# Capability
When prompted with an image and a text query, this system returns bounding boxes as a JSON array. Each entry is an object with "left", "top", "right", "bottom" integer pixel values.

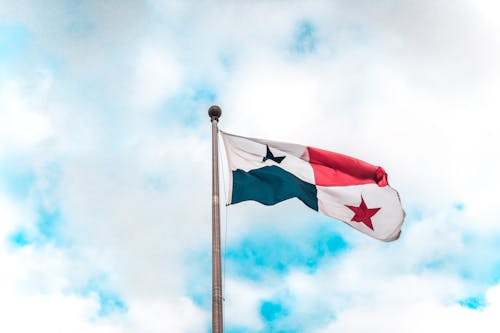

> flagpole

[{"left": 209, "top": 105, "right": 223, "bottom": 333}]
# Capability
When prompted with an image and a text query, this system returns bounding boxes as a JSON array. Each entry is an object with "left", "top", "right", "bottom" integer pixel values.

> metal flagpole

[{"left": 209, "top": 105, "right": 223, "bottom": 333}]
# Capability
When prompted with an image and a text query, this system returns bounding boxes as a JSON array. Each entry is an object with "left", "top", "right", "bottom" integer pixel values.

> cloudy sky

[{"left": 1, "top": 1, "right": 500, "bottom": 332}]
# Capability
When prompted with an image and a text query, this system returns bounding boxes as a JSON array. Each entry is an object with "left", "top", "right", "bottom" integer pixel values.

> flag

[{"left": 221, "top": 131, "right": 405, "bottom": 241}]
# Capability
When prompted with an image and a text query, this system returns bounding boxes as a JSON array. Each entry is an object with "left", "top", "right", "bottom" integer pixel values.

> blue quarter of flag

[{"left": 231, "top": 165, "right": 318, "bottom": 211}]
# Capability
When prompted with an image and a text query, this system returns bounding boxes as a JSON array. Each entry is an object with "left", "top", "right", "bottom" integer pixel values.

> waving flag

[{"left": 221, "top": 131, "right": 405, "bottom": 241}]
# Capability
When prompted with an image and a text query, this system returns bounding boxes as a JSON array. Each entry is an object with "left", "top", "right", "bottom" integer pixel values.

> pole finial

[{"left": 208, "top": 105, "right": 222, "bottom": 121}]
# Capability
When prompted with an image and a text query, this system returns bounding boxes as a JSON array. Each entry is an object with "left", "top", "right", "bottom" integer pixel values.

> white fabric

[{"left": 317, "top": 184, "right": 404, "bottom": 241}]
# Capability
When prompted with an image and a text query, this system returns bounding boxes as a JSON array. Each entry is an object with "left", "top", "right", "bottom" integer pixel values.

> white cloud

[
  {"left": 0, "top": 82, "right": 53, "bottom": 154},
  {"left": 127, "top": 297, "right": 208, "bottom": 333},
  {"left": 132, "top": 45, "right": 184, "bottom": 109},
  {"left": 0, "top": 194, "right": 208, "bottom": 333},
  {"left": 313, "top": 284, "right": 500, "bottom": 333},
  {"left": 224, "top": 278, "right": 273, "bottom": 330},
  {"left": 0, "top": 196, "right": 99, "bottom": 333}
]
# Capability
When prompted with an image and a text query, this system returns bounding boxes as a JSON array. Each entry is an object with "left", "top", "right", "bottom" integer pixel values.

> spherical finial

[{"left": 208, "top": 105, "right": 222, "bottom": 121}]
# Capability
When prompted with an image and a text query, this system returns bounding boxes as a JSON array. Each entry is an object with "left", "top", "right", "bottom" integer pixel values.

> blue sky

[{"left": 1, "top": 1, "right": 500, "bottom": 332}]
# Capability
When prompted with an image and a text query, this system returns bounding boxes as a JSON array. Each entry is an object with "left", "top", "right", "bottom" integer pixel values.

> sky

[{"left": 1, "top": 0, "right": 500, "bottom": 332}]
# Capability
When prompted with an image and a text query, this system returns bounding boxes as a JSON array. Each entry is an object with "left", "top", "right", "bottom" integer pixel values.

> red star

[{"left": 346, "top": 196, "right": 381, "bottom": 230}]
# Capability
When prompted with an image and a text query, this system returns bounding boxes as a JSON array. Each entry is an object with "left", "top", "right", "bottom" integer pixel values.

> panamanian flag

[{"left": 221, "top": 131, "right": 405, "bottom": 241}]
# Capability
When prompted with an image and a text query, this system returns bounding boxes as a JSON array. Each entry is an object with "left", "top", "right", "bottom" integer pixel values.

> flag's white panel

[
  {"left": 248, "top": 137, "right": 310, "bottom": 161},
  {"left": 316, "top": 184, "right": 404, "bottom": 241},
  {"left": 221, "top": 131, "right": 315, "bottom": 184}
]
